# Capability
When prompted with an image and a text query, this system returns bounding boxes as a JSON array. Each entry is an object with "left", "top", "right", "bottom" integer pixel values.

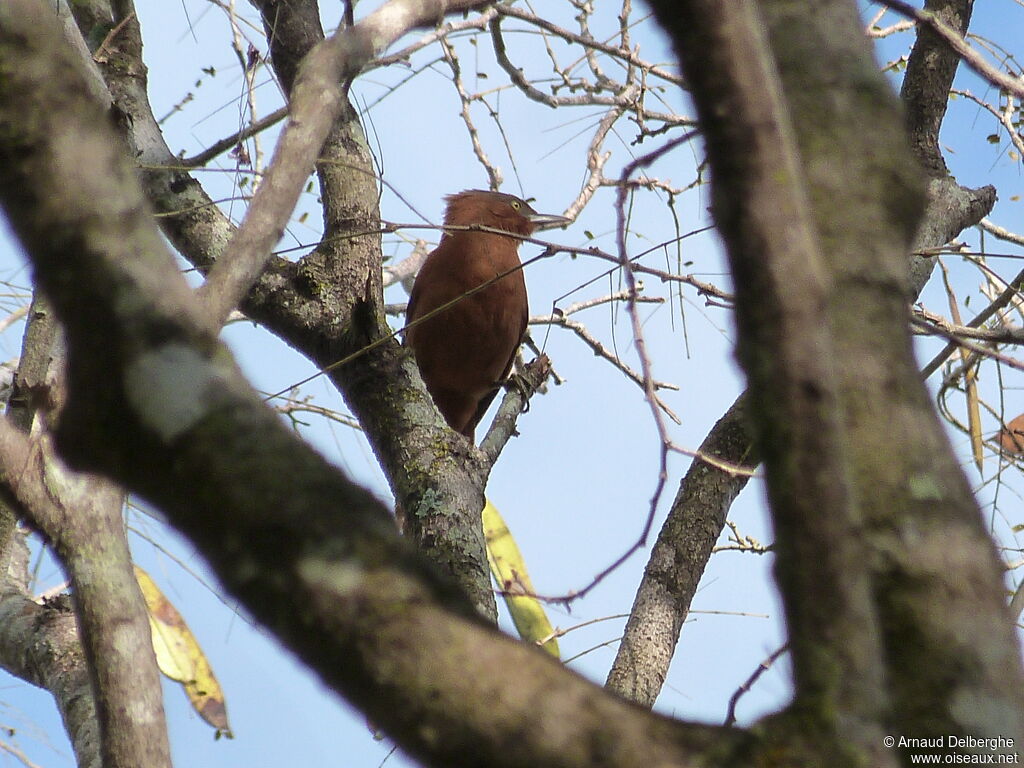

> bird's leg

[
  {"left": 505, "top": 352, "right": 553, "bottom": 415},
  {"left": 505, "top": 350, "right": 532, "bottom": 414}
]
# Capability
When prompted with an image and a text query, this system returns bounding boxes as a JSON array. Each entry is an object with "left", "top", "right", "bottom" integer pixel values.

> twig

[
  {"left": 723, "top": 644, "right": 789, "bottom": 727},
  {"left": 227, "top": 0, "right": 264, "bottom": 182},
  {"left": 195, "top": 0, "right": 494, "bottom": 328},
  {"left": 913, "top": 316, "right": 1024, "bottom": 373},
  {"left": 546, "top": 136, "right": 689, "bottom": 605},
  {"left": 529, "top": 309, "right": 682, "bottom": 419},
  {"left": 712, "top": 519, "right": 771, "bottom": 555},
  {"left": 440, "top": 38, "right": 503, "bottom": 188},
  {"left": 0, "top": 739, "right": 44, "bottom": 768},
  {"left": 665, "top": 442, "right": 758, "bottom": 478},
  {"left": 269, "top": 392, "right": 363, "bottom": 431},
  {"left": 864, "top": 6, "right": 914, "bottom": 38},
  {"left": 552, "top": 287, "right": 661, "bottom": 317},
  {"left": 920, "top": 265, "right": 1024, "bottom": 378},
  {"left": 950, "top": 88, "right": 1024, "bottom": 160},
  {"left": 877, "top": 0, "right": 1024, "bottom": 100},
  {"left": 914, "top": 307, "right": 1024, "bottom": 345},
  {"left": 182, "top": 107, "right": 289, "bottom": 168},
  {"left": 495, "top": 4, "right": 683, "bottom": 88},
  {"left": 981, "top": 218, "right": 1024, "bottom": 248},
  {"left": 92, "top": 11, "right": 136, "bottom": 64},
  {"left": 938, "top": 259, "right": 984, "bottom": 472}
]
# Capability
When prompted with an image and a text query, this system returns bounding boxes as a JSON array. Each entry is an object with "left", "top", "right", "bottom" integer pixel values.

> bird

[{"left": 405, "top": 190, "right": 569, "bottom": 442}]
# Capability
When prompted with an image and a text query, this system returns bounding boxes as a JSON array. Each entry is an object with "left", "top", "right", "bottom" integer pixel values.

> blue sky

[{"left": 1, "top": 1, "right": 1023, "bottom": 766}]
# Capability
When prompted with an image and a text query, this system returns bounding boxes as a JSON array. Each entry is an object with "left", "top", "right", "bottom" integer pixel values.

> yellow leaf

[
  {"left": 482, "top": 500, "right": 560, "bottom": 658},
  {"left": 965, "top": 370, "right": 984, "bottom": 473},
  {"left": 938, "top": 261, "right": 983, "bottom": 474},
  {"left": 134, "top": 566, "right": 233, "bottom": 738}
]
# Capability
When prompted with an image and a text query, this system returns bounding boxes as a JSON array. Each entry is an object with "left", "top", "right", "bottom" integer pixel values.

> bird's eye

[{"left": 510, "top": 200, "right": 521, "bottom": 210}]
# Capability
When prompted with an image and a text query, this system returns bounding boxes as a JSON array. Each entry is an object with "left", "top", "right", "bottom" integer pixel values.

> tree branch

[
  {"left": 608, "top": 0, "right": 1001, "bottom": 718},
  {"left": 606, "top": 393, "right": 758, "bottom": 706},
  {"left": 644, "top": 9, "right": 897, "bottom": 758},
  {"left": 94, "top": 0, "right": 501, "bottom": 620},
  {"left": 0, "top": 421, "right": 171, "bottom": 768},
  {"left": 0, "top": 7, "right": 744, "bottom": 765},
  {"left": 0, "top": 564, "right": 100, "bottom": 768},
  {"left": 0, "top": 102, "right": 169, "bottom": 768},
  {"left": 880, "top": 0, "right": 1024, "bottom": 101},
  {"left": 196, "top": 0, "right": 495, "bottom": 327},
  {"left": 899, "top": 0, "right": 976, "bottom": 176},
  {"left": 761, "top": 0, "right": 1020, "bottom": 749}
]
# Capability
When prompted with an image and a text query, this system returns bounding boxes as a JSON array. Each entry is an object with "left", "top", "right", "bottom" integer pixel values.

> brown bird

[{"left": 405, "top": 190, "right": 569, "bottom": 441}]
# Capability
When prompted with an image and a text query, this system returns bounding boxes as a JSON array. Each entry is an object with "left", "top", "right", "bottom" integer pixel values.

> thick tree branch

[
  {"left": 0, "top": 7, "right": 743, "bottom": 765},
  {"left": 908, "top": 178, "right": 996, "bottom": 298},
  {"left": 899, "top": 0, "right": 996, "bottom": 295},
  {"left": 0, "top": 422, "right": 171, "bottom": 768},
  {"left": 610, "top": 0, "right": 1000, "bottom": 715},
  {"left": 0, "top": 20, "right": 169, "bottom": 757},
  {"left": 640, "top": 8, "right": 889, "bottom": 763},
  {"left": 899, "top": 0, "right": 975, "bottom": 176},
  {"left": 10, "top": 298, "right": 169, "bottom": 768},
  {"left": 606, "top": 394, "right": 758, "bottom": 706},
  {"left": 89, "top": 0, "right": 501, "bottom": 619},
  {"left": 760, "top": 0, "right": 1023, "bottom": 749},
  {"left": 0, "top": 562, "right": 100, "bottom": 768},
  {"left": 0, "top": 294, "right": 57, "bottom": 571}
]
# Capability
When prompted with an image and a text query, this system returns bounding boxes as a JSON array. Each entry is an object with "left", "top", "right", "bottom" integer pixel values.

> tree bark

[
  {"left": 0, "top": 537, "right": 101, "bottom": 768},
  {"left": 0, "top": 3, "right": 734, "bottom": 766},
  {"left": 609, "top": 0, "right": 1000, "bottom": 713},
  {"left": 1, "top": 1, "right": 1020, "bottom": 766},
  {"left": 644, "top": 0, "right": 1023, "bottom": 760},
  {"left": 81, "top": 0, "right": 513, "bottom": 621},
  {"left": 606, "top": 393, "right": 759, "bottom": 706}
]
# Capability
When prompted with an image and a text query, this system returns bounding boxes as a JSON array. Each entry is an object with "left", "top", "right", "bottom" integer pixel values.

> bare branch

[
  {"left": 196, "top": 0, "right": 495, "bottom": 327},
  {"left": 981, "top": 218, "right": 1024, "bottom": 247},
  {"left": 530, "top": 306, "right": 681, "bottom": 419},
  {"left": 440, "top": 38, "right": 503, "bottom": 188},
  {"left": 495, "top": 4, "right": 684, "bottom": 88},
  {"left": 881, "top": 0, "right": 1024, "bottom": 100},
  {"left": 920, "top": 265, "right": 1024, "bottom": 378},
  {"left": 723, "top": 645, "right": 788, "bottom": 727}
]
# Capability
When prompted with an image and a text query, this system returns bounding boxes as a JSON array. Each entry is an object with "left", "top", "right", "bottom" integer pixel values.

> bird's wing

[
  {"left": 464, "top": 302, "right": 528, "bottom": 439},
  {"left": 403, "top": 280, "right": 422, "bottom": 344}
]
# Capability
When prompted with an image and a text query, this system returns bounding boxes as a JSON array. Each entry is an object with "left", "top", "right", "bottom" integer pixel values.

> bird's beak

[{"left": 528, "top": 212, "right": 572, "bottom": 231}]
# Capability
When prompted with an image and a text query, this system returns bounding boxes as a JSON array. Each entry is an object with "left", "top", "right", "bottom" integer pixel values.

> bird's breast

[{"left": 406, "top": 235, "right": 528, "bottom": 394}]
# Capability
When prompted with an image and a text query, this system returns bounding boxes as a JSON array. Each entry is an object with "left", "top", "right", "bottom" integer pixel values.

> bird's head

[{"left": 443, "top": 190, "right": 570, "bottom": 237}]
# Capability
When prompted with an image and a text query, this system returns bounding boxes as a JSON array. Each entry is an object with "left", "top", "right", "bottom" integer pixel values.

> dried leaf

[{"left": 135, "top": 566, "right": 233, "bottom": 738}]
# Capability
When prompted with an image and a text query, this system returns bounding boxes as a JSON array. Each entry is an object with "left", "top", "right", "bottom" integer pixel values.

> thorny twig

[{"left": 723, "top": 645, "right": 789, "bottom": 727}]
